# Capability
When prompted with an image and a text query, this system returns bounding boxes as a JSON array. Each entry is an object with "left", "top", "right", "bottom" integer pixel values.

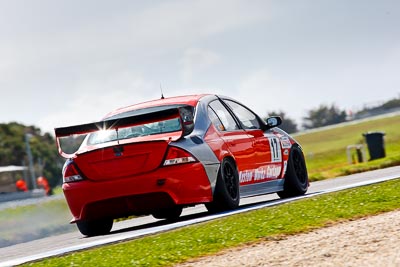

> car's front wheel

[
  {"left": 206, "top": 158, "right": 240, "bottom": 213},
  {"left": 76, "top": 218, "right": 113, "bottom": 236},
  {"left": 277, "top": 144, "right": 309, "bottom": 198}
]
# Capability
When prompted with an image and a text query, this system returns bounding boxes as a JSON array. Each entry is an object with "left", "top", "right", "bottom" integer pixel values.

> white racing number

[{"left": 268, "top": 136, "right": 282, "bottom": 162}]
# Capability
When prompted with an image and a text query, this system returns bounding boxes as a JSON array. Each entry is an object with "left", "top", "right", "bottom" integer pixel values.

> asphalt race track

[{"left": 1, "top": 166, "right": 400, "bottom": 266}]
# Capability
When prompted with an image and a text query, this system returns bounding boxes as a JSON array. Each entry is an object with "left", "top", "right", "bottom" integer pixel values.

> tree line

[
  {"left": 266, "top": 96, "right": 400, "bottom": 133},
  {"left": 0, "top": 122, "right": 63, "bottom": 188}
]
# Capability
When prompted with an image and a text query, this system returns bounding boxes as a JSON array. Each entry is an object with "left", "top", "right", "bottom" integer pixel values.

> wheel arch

[
  {"left": 212, "top": 155, "right": 237, "bottom": 195},
  {"left": 206, "top": 156, "right": 240, "bottom": 212},
  {"left": 278, "top": 143, "right": 309, "bottom": 198},
  {"left": 281, "top": 142, "right": 303, "bottom": 178}
]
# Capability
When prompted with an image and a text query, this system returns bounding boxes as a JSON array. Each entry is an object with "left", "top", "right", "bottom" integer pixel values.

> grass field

[
  {"left": 25, "top": 178, "right": 400, "bottom": 267},
  {"left": 294, "top": 114, "right": 400, "bottom": 180},
  {"left": 0, "top": 198, "right": 73, "bottom": 247}
]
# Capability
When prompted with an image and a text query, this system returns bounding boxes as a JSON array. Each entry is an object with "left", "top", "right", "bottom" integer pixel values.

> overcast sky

[{"left": 1, "top": 0, "right": 399, "bottom": 133}]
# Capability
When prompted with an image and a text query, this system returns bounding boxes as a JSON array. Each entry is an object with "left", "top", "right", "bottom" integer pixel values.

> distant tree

[
  {"left": 302, "top": 104, "right": 347, "bottom": 129},
  {"left": 381, "top": 98, "right": 400, "bottom": 109},
  {"left": 265, "top": 111, "right": 298, "bottom": 133},
  {"left": 0, "top": 122, "right": 64, "bottom": 188},
  {"left": 354, "top": 96, "right": 400, "bottom": 119}
]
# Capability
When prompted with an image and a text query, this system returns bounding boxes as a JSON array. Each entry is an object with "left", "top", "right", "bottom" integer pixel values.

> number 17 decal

[{"left": 268, "top": 136, "right": 282, "bottom": 162}]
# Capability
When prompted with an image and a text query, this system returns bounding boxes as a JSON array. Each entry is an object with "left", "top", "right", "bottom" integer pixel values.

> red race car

[{"left": 55, "top": 94, "right": 308, "bottom": 236}]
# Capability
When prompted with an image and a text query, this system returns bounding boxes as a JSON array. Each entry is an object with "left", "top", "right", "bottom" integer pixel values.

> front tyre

[
  {"left": 76, "top": 218, "right": 113, "bottom": 236},
  {"left": 277, "top": 145, "right": 309, "bottom": 199},
  {"left": 206, "top": 158, "right": 240, "bottom": 213}
]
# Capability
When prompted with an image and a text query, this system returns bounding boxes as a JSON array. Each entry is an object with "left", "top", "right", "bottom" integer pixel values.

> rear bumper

[{"left": 62, "top": 162, "right": 213, "bottom": 222}]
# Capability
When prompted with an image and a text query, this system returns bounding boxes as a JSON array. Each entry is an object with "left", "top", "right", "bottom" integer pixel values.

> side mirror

[{"left": 265, "top": 116, "right": 282, "bottom": 128}]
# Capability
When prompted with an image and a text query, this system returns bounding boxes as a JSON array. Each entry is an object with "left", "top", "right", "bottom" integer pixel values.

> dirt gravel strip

[{"left": 176, "top": 209, "right": 400, "bottom": 267}]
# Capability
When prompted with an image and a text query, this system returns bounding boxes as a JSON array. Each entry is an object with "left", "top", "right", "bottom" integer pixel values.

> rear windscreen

[
  {"left": 55, "top": 104, "right": 195, "bottom": 158},
  {"left": 87, "top": 117, "right": 181, "bottom": 145}
]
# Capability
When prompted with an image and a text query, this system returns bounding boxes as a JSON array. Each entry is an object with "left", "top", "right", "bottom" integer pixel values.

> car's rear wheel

[
  {"left": 152, "top": 206, "right": 183, "bottom": 221},
  {"left": 76, "top": 218, "right": 113, "bottom": 236},
  {"left": 206, "top": 158, "right": 240, "bottom": 213},
  {"left": 277, "top": 144, "right": 309, "bottom": 198}
]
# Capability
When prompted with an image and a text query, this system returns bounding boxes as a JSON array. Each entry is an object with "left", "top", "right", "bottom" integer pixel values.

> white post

[{"left": 25, "top": 133, "right": 37, "bottom": 190}]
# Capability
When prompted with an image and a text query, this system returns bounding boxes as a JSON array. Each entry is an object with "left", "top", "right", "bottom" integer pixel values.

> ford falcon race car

[{"left": 55, "top": 94, "right": 308, "bottom": 236}]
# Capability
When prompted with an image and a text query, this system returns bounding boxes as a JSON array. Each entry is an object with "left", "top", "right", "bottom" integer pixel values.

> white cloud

[
  {"left": 235, "top": 70, "right": 286, "bottom": 113},
  {"left": 233, "top": 69, "right": 314, "bottom": 123},
  {"left": 1, "top": 0, "right": 400, "bottom": 133},
  {"left": 0, "top": 0, "right": 271, "bottom": 130},
  {"left": 126, "top": 0, "right": 269, "bottom": 49},
  {"left": 180, "top": 48, "right": 222, "bottom": 84},
  {"left": 0, "top": 0, "right": 268, "bottom": 71},
  {"left": 37, "top": 72, "right": 157, "bottom": 134}
]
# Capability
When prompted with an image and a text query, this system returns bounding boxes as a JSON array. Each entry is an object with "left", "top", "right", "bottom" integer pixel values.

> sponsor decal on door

[{"left": 239, "top": 164, "right": 282, "bottom": 184}]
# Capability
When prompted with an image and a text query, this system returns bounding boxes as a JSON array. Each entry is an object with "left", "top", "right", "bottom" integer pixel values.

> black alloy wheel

[
  {"left": 292, "top": 148, "right": 308, "bottom": 184},
  {"left": 222, "top": 159, "right": 239, "bottom": 200},
  {"left": 277, "top": 145, "right": 309, "bottom": 199},
  {"left": 205, "top": 158, "right": 240, "bottom": 213}
]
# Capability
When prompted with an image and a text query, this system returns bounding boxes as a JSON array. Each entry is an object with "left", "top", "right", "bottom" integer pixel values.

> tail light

[
  {"left": 63, "top": 161, "right": 84, "bottom": 183},
  {"left": 163, "top": 146, "right": 197, "bottom": 166}
]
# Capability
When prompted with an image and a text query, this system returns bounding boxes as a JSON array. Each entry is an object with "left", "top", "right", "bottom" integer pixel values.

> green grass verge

[
  {"left": 51, "top": 186, "right": 63, "bottom": 195},
  {"left": 0, "top": 199, "right": 73, "bottom": 247},
  {"left": 25, "top": 178, "right": 400, "bottom": 267},
  {"left": 294, "top": 114, "right": 400, "bottom": 180}
]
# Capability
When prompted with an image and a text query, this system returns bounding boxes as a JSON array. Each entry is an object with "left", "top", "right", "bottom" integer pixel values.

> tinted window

[
  {"left": 87, "top": 118, "right": 181, "bottom": 145},
  {"left": 208, "top": 100, "right": 239, "bottom": 131},
  {"left": 208, "top": 107, "right": 225, "bottom": 131},
  {"left": 224, "top": 100, "right": 260, "bottom": 129}
]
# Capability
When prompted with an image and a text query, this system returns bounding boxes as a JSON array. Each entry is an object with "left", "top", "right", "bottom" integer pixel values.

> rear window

[{"left": 87, "top": 118, "right": 181, "bottom": 145}]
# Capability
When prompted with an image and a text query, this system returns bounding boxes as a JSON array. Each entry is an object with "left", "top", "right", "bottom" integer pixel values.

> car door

[
  {"left": 223, "top": 100, "right": 283, "bottom": 183},
  {"left": 207, "top": 99, "right": 256, "bottom": 177}
]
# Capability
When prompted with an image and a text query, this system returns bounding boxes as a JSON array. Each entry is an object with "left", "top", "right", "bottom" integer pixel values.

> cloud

[
  {"left": 0, "top": 0, "right": 269, "bottom": 70},
  {"left": 127, "top": 0, "right": 269, "bottom": 49},
  {"left": 37, "top": 72, "right": 157, "bottom": 134},
  {"left": 233, "top": 69, "right": 307, "bottom": 122},
  {"left": 0, "top": 0, "right": 271, "bottom": 128},
  {"left": 180, "top": 48, "right": 222, "bottom": 84},
  {"left": 2, "top": 0, "right": 400, "bottom": 134}
]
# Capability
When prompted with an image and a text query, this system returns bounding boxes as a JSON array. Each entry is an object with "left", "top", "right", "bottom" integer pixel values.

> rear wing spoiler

[{"left": 54, "top": 105, "right": 195, "bottom": 158}]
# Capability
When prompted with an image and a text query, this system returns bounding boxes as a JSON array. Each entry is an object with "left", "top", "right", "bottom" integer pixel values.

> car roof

[{"left": 104, "top": 94, "right": 210, "bottom": 119}]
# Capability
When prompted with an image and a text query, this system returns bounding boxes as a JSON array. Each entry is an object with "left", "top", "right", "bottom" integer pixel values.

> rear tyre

[
  {"left": 277, "top": 145, "right": 309, "bottom": 199},
  {"left": 76, "top": 218, "right": 113, "bottom": 236},
  {"left": 206, "top": 158, "right": 240, "bottom": 213},
  {"left": 152, "top": 206, "right": 183, "bottom": 221}
]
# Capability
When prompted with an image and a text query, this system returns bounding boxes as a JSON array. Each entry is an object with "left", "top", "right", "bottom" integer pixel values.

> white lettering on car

[
  {"left": 239, "top": 170, "right": 253, "bottom": 183},
  {"left": 266, "top": 164, "right": 282, "bottom": 178},
  {"left": 239, "top": 164, "right": 282, "bottom": 184},
  {"left": 254, "top": 167, "right": 266, "bottom": 181}
]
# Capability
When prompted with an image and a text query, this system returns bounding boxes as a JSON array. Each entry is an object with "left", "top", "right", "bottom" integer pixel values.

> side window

[
  {"left": 224, "top": 100, "right": 260, "bottom": 129},
  {"left": 208, "top": 100, "right": 239, "bottom": 131},
  {"left": 208, "top": 107, "right": 225, "bottom": 131}
]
